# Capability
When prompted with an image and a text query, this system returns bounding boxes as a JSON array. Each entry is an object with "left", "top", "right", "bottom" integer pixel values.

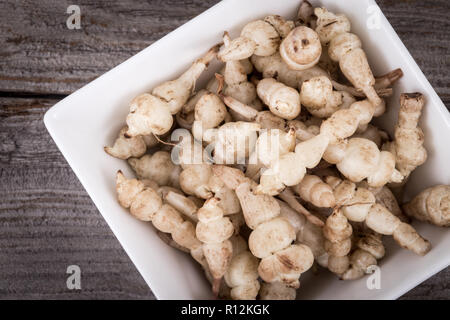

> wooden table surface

[{"left": 0, "top": 0, "right": 448, "bottom": 300}]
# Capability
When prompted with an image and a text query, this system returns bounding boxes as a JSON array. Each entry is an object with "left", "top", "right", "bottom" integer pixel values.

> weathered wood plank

[
  {"left": 0, "top": 98, "right": 154, "bottom": 299},
  {"left": 0, "top": 0, "right": 449, "bottom": 108},
  {"left": 0, "top": 0, "right": 221, "bottom": 95}
]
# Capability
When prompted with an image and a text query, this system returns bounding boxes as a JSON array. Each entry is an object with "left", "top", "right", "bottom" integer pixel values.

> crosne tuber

[
  {"left": 256, "top": 96, "right": 396, "bottom": 195},
  {"left": 323, "top": 208, "right": 352, "bottom": 275},
  {"left": 299, "top": 76, "right": 346, "bottom": 118},
  {"left": 116, "top": 171, "right": 206, "bottom": 267},
  {"left": 252, "top": 52, "right": 329, "bottom": 88},
  {"left": 292, "top": 174, "right": 335, "bottom": 208},
  {"left": 196, "top": 197, "right": 234, "bottom": 294},
  {"left": 218, "top": 15, "right": 295, "bottom": 62},
  {"left": 385, "top": 93, "right": 427, "bottom": 178},
  {"left": 326, "top": 176, "right": 431, "bottom": 255},
  {"left": 256, "top": 78, "right": 301, "bottom": 120},
  {"left": 341, "top": 231, "right": 385, "bottom": 280},
  {"left": 128, "top": 151, "right": 179, "bottom": 187},
  {"left": 104, "top": 126, "right": 147, "bottom": 159},
  {"left": 324, "top": 138, "right": 403, "bottom": 188},
  {"left": 192, "top": 92, "right": 228, "bottom": 142},
  {"left": 224, "top": 236, "right": 260, "bottom": 300},
  {"left": 315, "top": 7, "right": 382, "bottom": 108},
  {"left": 278, "top": 200, "right": 328, "bottom": 267},
  {"left": 280, "top": 26, "right": 322, "bottom": 71},
  {"left": 403, "top": 185, "right": 450, "bottom": 227},
  {"left": 212, "top": 165, "right": 314, "bottom": 288},
  {"left": 126, "top": 45, "right": 219, "bottom": 137}
]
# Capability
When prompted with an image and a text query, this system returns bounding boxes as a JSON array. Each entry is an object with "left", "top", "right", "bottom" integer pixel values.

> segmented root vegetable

[
  {"left": 218, "top": 20, "right": 280, "bottom": 62},
  {"left": 192, "top": 92, "right": 227, "bottom": 141},
  {"left": 300, "top": 76, "right": 344, "bottom": 118},
  {"left": 256, "top": 133, "right": 329, "bottom": 195},
  {"left": 403, "top": 185, "right": 450, "bottom": 227},
  {"left": 264, "top": 15, "right": 295, "bottom": 38},
  {"left": 128, "top": 151, "right": 178, "bottom": 186},
  {"left": 327, "top": 176, "right": 431, "bottom": 255},
  {"left": 323, "top": 209, "right": 352, "bottom": 275},
  {"left": 220, "top": 33, "right": 259, "bottom": 119},
  {"left": 340, "top": 232, "right": 384, "bottom": 280},
  {"left": 178, "top": 163, "right": 241, "bottom": 215},
  {"left": 244, "top": 126, "right": 296, "bottom": 180},
  {"left": 296, "top": 0, "right": 316, "bottom": 28},
  {"left": 251, "top": 52, "right": 329, "bottom": 88},
  {"left": 315, "top": 7, "right": 382, "bottom": 108},
  {"left": 320, "top": 99, "right": 385, "bottom": 143},
  {"left": 255, "top": 128, "right": 296, "bottom": 167},
  {"left": 104, "top": 126, "right": 147, "bottom": 159},
  {"left": 224, "top": 250, "right": 260, "bottom": 300},
  {"left": 392, "top": 93, "right": 427, "bottom": 177},
  {"left": 212, "top": 165, "right": 314, "bottom": 288},
  {"left": 325, "top": 138, "right": 403, "bottom": 188},
  {"left": 256, "top": 95, "right": 395, "bottom": 195},
  {"left": 126, "top": 45, "right": 218, "bottom": 137},
  {"left": 359, "top": 182, "right": 409, "bottom": 222},
  {"left": 278, "top": 200, "right": 328, "bottom": 267},
  {"left": 287, "top": 119, "right": 320, "bottom": 141},
  {"left": 257, "top": 78, "right": 301, "bottom": 120},
  {"left": 116, "top": 171, "right": 205, "bottom": 266},
  {"left": 196, "top": 197, "right": 234, "bottom": 294},
  {"left": 331, "top": 68, "right": 403, "bottom": 102},
  {"left": 211, "top": 121, "right": 260, "bottom": 164},
  {"left": 280, "top": 26, "right": 322, "bottom": 71},
  {"left": 259, "top": 282, "right": 297, "bottom": 300},
  {"left": 279, "top": 188, "right": 325, "bottom": 227},
  {"left": 352, "top": 124, "right": 389, "bottom": 148},
  {"left": 292, "top": 174, "right": 336, "bottom": 208}
]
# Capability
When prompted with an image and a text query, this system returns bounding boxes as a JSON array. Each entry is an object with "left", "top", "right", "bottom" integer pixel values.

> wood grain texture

[{"left": 0, "top": 0, "right": 448, "bottom": 300}]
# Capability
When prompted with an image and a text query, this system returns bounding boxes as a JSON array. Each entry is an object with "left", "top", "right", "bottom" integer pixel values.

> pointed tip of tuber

[{"left": 212, "top": 278, "right": 222, "bottom": 298}]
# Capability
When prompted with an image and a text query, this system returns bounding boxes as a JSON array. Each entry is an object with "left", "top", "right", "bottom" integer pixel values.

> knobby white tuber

[
  {"left": 126, "top": 45, "right": 219, "bottom": 137},
  {"left": 104, "top": 126, "right": 147, "bottom": 159},
  {"left": 218, "top": 20, "right": 279, "bottom": 61},
  {"left": 326, "top": 176, "right": 431, "bottom": 256},
  {"left": 116, "top": 171, "right": 206, "bottom": 267},
  {"left": 257, "top": 78, "right": 301, "bottom": 120},
  {"left": 315, "top": 7, "right": 382, "bottom": 108},
  {"left": 324, "top": 138, "right": 403, "bottom": 188},
  {"left": 386, "top": 93, "right": 427, "bottom": 178},
  {"left": 219, "top": 33, "right": 259, "bottom": 121},
  {"left": 280, "top": 26, "right": 322, "bottom": 71},
  {"left": 252, "top": 52, "right": 328, "bottom": 88},
  {"left": 192, "top": 92, "right": 227, "bottom": 142},
  {"left": 278, "top": 200, "right": 328, "bottom": 267},
  {"left": 323, "top": 208, "right": 353, "bottom": 275},
  {"left": 341, "top": 232, "right": 385, "bottom": 280},
  {"left": 128, "top": 151, "right": 179, "bottom": 187},
  {"left": 255, "top": 97, "right": 398, "bottom": 195},
  {"left": 292, "top": 174, "right": 335, "bottom": 208},
  {"left": 212, "top": 165, "right": 314, "bottom": 288},
  {"left": 403, "top": 185, "right": 450, "bottom": 227},
  {"left": 224, "top": 236, "right": 260, "bottom": 300},
  {"left": 218, "top": 15, "right": 295, "bottom": 62},
  {"left": 300, "top": 76, "right": 345, "bottom": 118},
  {"left": 196, "top": 197, "right": 234, "bottom": 294}
]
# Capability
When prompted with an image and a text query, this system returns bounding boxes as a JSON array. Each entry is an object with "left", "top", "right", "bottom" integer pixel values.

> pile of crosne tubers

[{"left": 105, "top": 1, "right": 450, "bottom": 300}]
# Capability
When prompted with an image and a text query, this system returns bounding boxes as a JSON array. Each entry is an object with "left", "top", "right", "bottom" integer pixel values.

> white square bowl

[{"left": 44, "top": 0, "right": 450, "bottom": 299}]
